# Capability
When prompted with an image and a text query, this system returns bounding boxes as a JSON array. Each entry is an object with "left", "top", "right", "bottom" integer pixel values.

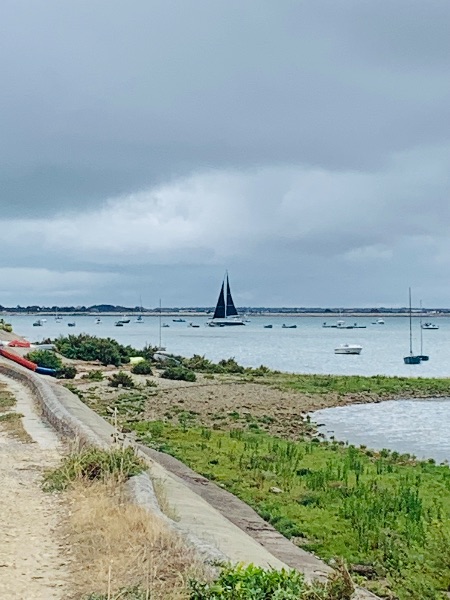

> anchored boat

[{"left": 208, "top": 273, "right": 245, "bottom": 326}]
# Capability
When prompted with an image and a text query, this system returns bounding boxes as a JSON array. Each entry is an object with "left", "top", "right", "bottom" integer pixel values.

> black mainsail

[{"left": 225, "top": 275, "right": 238, "bottom": 317}]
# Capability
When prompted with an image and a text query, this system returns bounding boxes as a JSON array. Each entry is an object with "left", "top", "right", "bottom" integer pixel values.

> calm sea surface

[
  {"left": 5, "top": 314, "right": 450, "bottom": 461},
  {"left": 6, "top": 314, "right": 450, "bottom": 377}
]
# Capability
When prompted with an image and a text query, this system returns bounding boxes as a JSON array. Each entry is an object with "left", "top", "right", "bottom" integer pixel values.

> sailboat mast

[
  {"left": 159, "top": 298, "right": 162, "bottom": 349},
  {"left": 409, "top": 287, "right": 413, "bottom": 354},
  {"left": 420, "top": 299, "right": 423, "bottom": 355}
]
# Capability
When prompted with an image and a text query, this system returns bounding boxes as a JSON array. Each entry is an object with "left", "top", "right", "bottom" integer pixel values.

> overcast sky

[{"left": 1, "top": 0, "right": 449, "bottom": 308}]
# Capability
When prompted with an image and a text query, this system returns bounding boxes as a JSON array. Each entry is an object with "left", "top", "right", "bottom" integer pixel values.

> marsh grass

[
  {"left": 0, "top": 411, "right": 32, "bottom": 442},
  {"left": 43, "top": 446, "right": 145, "bottom": 491},
  {"left": 131, "top": 421, "right": 450, "bottom": 600}
]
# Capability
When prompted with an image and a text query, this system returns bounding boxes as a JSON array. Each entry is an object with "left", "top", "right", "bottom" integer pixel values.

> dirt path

[{"left": 0, "top": 374, "right": 68, "bottom": 600}]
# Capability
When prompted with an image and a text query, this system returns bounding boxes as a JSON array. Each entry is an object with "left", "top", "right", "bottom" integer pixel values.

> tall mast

[
  {"left": 159, "top": 298, "right": 162, "bottom": 349},
  {"left": 420, "top": 299, "right": 423, "bottom": 355},
  {"left": 409, "top": 287, "right": 413, "bottom": 355}
]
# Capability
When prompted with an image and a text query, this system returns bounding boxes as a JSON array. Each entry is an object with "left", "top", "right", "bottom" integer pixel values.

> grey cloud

[{"left": 1, "top": 1, "right": 450, "bottom": 219}]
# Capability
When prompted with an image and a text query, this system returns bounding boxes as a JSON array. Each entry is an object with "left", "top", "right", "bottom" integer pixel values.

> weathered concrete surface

[{"left": 0, "top": 359, "right": 379, "bottom": 598}]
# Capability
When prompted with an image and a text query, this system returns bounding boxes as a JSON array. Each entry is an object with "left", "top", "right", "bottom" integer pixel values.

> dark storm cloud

[{"left": 1, "top": 0, "right": 449, "bottom": 218}]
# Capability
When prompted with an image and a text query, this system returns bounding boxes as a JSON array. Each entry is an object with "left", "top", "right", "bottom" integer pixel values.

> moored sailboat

[
  {"left": 208, "top": 273, "right": 245, "bottom": 326},
  {"left": 404, "top": 288, "right": 421, "bottom": 365}
]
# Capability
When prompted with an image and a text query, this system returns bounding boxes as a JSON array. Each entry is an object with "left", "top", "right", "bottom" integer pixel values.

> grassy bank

[{"left": 130, "top": 420, "right": 450, "bottom": 600}]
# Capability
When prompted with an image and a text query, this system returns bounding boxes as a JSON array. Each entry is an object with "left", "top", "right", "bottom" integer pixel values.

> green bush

[
  {"left": 25, "top": 349, "right": 63, "bottom": 370},
  {"left": 82, "top": 370, "right": 104, "bottom": 381},
  {"left": 131, "top": 360, "right": 153, "bottom": 375},
  {"left": 56, "top": 365, "right": 77, "bottom": 379},
  {"left": 161, "top": 366, "right": 196, "bottom": 382},
  {"left": 42, "top": 447, "right": 144, "bottom": 492},
  {"left": 54, "top": 334, "right": 136, "bottom": 366},
  {"left": 109, "top": 371, "right": 135, "bottom": 388},
  {"left": 189, "top": 563, "right": 353, "bottom": 599}
]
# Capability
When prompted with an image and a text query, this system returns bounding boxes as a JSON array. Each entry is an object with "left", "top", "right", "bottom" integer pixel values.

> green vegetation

[
  {"left": 266, "top": 372, "right": 450, "bottom": 397},
  {"left": 189, "top": 563, "right": 353, "bottom": 600},
  {"left": 25, "top": 349, "right": 77, "bottom": 378},
  {"left": 43, "top": 447, "right": 145, "bottom": 491},
  {"left": 55, "top": 334, "right": 136, "bottom": 366},
  {"left": 83, "top": 564, "right": 354, "bottom": 600},
  {"left": 161, "top": 365, "right": 197, "bottom": 382},
  {"left": 109, "top": 371, "right": 135, "bottom": 388},
  {"left": 82, "top": 369, "right": 104, "bottom": 381},
  {"left": 130, "top": 421, "right": 450, "bottom": 600},
  {"left": 182, "top": 354, "right": 245, "bottom": 374},
  {"left": 26, "top": 349, "right": 63, "bottom": 370},
  {"left": 131, "top": 360, "right": 153, "bottom": 375}
]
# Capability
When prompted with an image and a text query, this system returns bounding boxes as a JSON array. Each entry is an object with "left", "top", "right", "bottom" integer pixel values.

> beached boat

[
  {"left": 334, "top": 344, "right": 362, "bottom": 355},
  {"left": 208, "top": 273, "right": 245, "bottom": 326},
  {"left": 404, "top": 288, "right": 422, "bottom": 364}
]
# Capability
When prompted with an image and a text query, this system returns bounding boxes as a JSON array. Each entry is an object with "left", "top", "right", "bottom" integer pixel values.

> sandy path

[{"left": 0, "top": 374, "right": 68, "bottom": 599}]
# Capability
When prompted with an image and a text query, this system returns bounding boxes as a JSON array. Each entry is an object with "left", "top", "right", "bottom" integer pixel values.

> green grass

[
  {"left": 43, "top": 446, "right": 145, "bottom": 491},
  {"left": 130, "top": 421, "right": 450, "bottom": 600},
  {"left": 264, "top": 372, "right": 450, "bottom": 397}
]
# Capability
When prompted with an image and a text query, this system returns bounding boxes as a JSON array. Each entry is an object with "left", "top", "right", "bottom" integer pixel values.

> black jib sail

[{"left": 213, "top": 282, "right": 226, "bottom": 319}]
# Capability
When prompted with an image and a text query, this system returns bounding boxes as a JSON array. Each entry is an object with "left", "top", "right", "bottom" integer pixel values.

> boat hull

[
  {"left": 208, "top": 319, "right": 245, "bottom": 326},
  {"left": 404, "top": 355, "right": 421, "bottom": 364},
  {"left": 335, "top": 345, "right": 362, "bottom": 355}
]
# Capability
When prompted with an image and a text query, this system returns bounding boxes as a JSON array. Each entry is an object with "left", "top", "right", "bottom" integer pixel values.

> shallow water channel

[{"left": 313, "top": 398, "right": 450, "bottom": 463}]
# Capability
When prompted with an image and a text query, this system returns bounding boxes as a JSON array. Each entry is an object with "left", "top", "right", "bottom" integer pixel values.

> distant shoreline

[{"left": 2, "top": 311, "right": 443, "bottom": 318}]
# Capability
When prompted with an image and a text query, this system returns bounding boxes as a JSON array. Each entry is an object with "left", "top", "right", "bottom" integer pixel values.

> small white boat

[
  {"left": 421, "top": 322, "right": 439, "bottom": 330},
  {"left": 371, "top": 318, "right": 385, "bottom": 325},
  {"left": 334, "top": 344, "right": 362, "bottom": 355},
  {"left": 33, "top": 319, "right": 45, "bottom": 327}
]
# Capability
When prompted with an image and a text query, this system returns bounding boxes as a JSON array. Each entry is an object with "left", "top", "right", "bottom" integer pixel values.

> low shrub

[
  {"left": 189, "top": 563, "right": 354, "bottom": 599},
  {"left": 25, "top": 349, "right": 63, "bottom": 370},
  {"left": 131, "top": 360, "right": 153, "bottom": 375},
  {"left": 56, "top": 365, "right": 77, "bottom": 379},
  {"left": 82, "top": 369, "right": 104, "bottom": 381},
  {"left": 109, "top": 371, "right": 135, "bottom": 388},
  {"left": 42, "top": 446, "right": 144, "bottom": 491},
  {"left": 161, "top": 366, "right": 196, "bottom": 382}
]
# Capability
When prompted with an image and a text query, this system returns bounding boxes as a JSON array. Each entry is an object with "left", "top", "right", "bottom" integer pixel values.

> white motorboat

[
  {"left": 207, "top": 273, "right": 245, "bottom": 326},
  {"left": 334, "top": 344, "right": 362, "bottom": 355},
  {"left": 421, "top": 322, "right": 439, "bottom": 330},
  {"left": 371, "top": 318, "right": 385, "bottom": 325}
]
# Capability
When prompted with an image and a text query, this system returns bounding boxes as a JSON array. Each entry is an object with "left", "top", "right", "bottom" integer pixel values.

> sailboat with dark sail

[{"left": 208, "top": 273, "right": 245, "bottom": 326}]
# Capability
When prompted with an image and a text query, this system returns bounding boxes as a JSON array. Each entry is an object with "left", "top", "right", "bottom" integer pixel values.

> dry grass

[
  {"left": 66, "top": 479, "right": 206, "bottom": 600},
  {"left": 0, "top": 388, "right": 16, "bottom": 412},
  {"left": 0, "top": 412, "right": 32, "bottom": 442}
]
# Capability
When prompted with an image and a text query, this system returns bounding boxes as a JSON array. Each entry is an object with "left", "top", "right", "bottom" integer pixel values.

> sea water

[
  {"left": 7, "top": 314, "right": 450, "bottom": 378},
  {"left": 313, "top": 399, "right": 450, "bottom": 463},
  {"left": 5, "top": 314, "right": 450, "bottom": 461}
]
